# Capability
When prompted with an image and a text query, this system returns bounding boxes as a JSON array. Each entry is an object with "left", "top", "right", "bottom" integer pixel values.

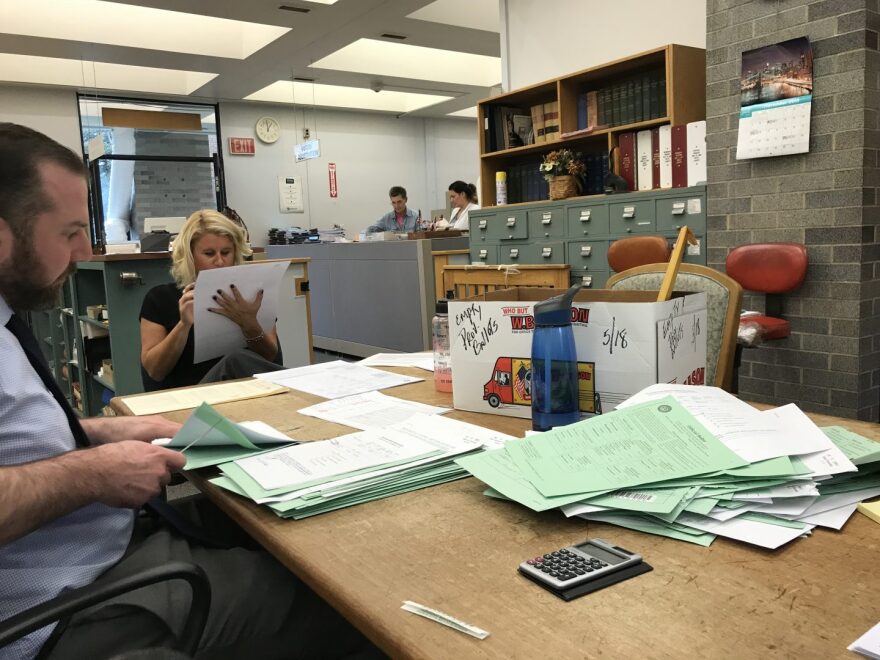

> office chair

[
  {"left": 0, "top": 562, "right": 211, "bottom": 659},
  {"left": 607, "top": 263, "right": 743, "bottom": 391},
  {"left": 607, "top": 235, "right": 672, "bottom": 273},
  {"left": 725, "top": 242, "right": 808, "bottom": 345}
]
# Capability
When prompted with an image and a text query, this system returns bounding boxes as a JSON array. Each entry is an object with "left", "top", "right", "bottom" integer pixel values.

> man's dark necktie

[
  {"left": 5, "top": 312, "right": 89, "bottom": 448},
  {"left": 6, "top": 312, "right": 225, "bottom": 547}
]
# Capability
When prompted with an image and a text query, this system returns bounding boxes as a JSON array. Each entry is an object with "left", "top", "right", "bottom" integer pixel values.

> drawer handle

[
  {"left": 580, "top": 246, "right": 592, "bottom": 257},
  {"left": 542, "top": 247, "right": 552, "bottom": 258},
  {"left": 622, "top": 206, "right": 636, "bottom": 219},
  {"left": 581, "top": 276, "right": 593, "bottom": 287},
  {"left": 579, "top": 210, "right": 591, "bottom": 222},
  {"left": 478, "top": 219, "right": 487, "bottom": 229},
  {"left": 672, "top": 202, "right": 686, "bottom": 215},
  {"left": 479, "top": 249, "right": 488, "bottom": 259},
  {"left": 506, "top": 217, "right": 516, "bottom": 227},
  {"left": 626, "top": 228, "right": 632, "bottom": 233},
  {"left": 509, "top": 249, "right": 519, "bottom": 259},
  {"left": 542, "top": 213, "right": 552, "bottom": 224}
]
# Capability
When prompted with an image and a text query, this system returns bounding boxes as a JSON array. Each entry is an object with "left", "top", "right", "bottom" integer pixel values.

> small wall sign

[{"left": 228, "top": 137, "right": 256, "bottom": 155}]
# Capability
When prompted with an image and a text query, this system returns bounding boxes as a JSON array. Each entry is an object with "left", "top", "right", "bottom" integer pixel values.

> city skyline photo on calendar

[{"left": 740, "top": 37, "right": 813, "bottom": 108}]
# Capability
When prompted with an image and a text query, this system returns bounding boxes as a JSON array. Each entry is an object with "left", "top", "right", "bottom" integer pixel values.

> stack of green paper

[{"left": 456, "top": 395, "right": 880, "bottom": 550}]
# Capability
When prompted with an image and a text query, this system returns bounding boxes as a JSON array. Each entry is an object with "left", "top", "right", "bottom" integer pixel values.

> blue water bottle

[{"left": 531, "top": 283, "right": 582, "bottom": 432}]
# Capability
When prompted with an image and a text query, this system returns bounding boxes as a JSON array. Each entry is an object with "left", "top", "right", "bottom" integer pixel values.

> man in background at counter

[{"left": 366, "top": 185, "right": 419, "bottom": 233}]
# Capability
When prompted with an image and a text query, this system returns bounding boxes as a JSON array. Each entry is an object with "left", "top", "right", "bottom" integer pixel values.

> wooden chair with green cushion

[{"left": 606, "top": 264, "right": 743, "bottom": 391}]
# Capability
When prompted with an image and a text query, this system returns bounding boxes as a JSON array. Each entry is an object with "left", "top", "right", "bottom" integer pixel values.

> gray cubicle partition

[{"left": 268, "top": 237, "right": 467, "bottom": 357}]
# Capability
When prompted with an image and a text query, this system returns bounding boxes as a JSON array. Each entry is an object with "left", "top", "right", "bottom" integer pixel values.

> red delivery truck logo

[{"left": 483, "top": 357, "right": 600, "bottom": 414}]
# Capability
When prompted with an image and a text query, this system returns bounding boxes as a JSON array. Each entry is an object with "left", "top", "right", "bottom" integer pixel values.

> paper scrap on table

[
  {"left": 297, "top": 390, "right": 448, "bottom": 430},
  {"left": 193, "top": 261, "right": 289, "bottom": 362},
  {"left": 121, "top": 379, "right": 287, "bottom": 416},
  {"left": 254, "top": 360, "right": 422, "bottom": 399},
  {"left": 400, "top": 601, "right": 489, "bottom": 640},
  {"left": 849, "top": 621, "right": 880, "bottom": 660},
  {"left": 857, "top": 500, "right": 880, "bottom": 525},
  {"left": 359, "top": 352, "right": 435, "bottom": 371}
]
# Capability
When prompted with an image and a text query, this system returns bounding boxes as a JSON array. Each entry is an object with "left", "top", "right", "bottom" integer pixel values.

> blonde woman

[{"left": 139, "top": 209, "right": 282, "bottom": 391}]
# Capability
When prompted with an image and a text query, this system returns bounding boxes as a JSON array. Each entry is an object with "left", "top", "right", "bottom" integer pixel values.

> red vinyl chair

[
  {"left": 607, "top": 235, "right": 672, "bottom": 273},
  {"left": 725, "top": 242, "right": 808, "bottom": 343}
]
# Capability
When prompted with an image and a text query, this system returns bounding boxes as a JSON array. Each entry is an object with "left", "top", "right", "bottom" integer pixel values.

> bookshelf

[{"left": 477, "top": 44, "right": 706, "bottom": 207}]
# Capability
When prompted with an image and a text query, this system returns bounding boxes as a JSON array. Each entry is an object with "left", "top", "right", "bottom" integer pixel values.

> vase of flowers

[{"left": 539, "top": 149, "right": 585, "bottom": 200}]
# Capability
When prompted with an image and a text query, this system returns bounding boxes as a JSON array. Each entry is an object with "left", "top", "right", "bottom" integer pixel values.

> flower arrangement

[{"left": 539, "top": 149, "right": 586, "bottom": 181}]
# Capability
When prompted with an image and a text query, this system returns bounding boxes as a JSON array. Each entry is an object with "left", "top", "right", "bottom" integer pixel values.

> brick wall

[
  {"left": 131, "top": 131, "right": 216, "bottom": 237},
  {"left": 706, "top": 0, "right": 880, "bottom": 420}
]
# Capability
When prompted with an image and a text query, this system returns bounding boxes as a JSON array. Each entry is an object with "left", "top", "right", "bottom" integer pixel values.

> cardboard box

[{"left": 449, "top": 287, "right": 707, "bottom": 419}]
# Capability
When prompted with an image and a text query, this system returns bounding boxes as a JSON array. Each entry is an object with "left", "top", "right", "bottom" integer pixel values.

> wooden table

[{"left": 113, "top": 372, "right": 880, "bottom": 659}]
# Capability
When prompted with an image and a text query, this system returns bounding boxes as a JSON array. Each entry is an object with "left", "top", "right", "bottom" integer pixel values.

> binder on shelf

[
  {"left": 543, "top": 101, "right": 560, "bottom": 142},
  {"left": 577, "top": 93, "right": 587, "bottom": 130},
  {"left": 686, "top": 120, "right": 707, "bottom": 187},
  {"left": 671, "top": 124, "right": 688, "bottom": 188},
  {"left": 531, "top": 104, "right": 546, "bottom": 144},
  {"left": 618, "top": 132, "right": 636, "bottom": 192},
  {"left": 636, "top": 130, "right": 652, "bottom": 192},
  {"left": 586, "top": 91, "right": 599, "bottom": 129},
  {"left": 651, "top": 127, "right": 661, "bottom": 190},
  {"left": 659, "top": 124, "right": 673, "bottom": 189}
]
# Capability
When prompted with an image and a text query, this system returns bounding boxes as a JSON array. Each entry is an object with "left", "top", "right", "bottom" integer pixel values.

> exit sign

[{"left": 228, "top": 137, "right": 255, "bottom": 155}]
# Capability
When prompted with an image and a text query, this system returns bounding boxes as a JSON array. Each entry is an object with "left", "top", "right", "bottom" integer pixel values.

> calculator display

[{"left": 574, "top": 542, "right": 626, "bottom": 565}]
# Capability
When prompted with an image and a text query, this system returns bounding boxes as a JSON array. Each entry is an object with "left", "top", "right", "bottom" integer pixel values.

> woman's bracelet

[{"left": 244, "top": 331, "right": 265, "bottom": 343}]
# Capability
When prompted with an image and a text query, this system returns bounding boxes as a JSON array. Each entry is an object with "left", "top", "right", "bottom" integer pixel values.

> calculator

[{"left": 518, "top": 538, "right": 642, "bottom": 591}]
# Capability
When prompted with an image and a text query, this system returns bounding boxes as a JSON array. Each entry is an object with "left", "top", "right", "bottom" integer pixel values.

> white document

[
  {"left": 255, "top": 360, "right": 422, "bottom": 399},
  {"left": 675, "top": 512, "right": 814, "bottom": 550},
  {"left": 193, "top": 261, "right": 289, "bottom": 363},
  {"left": 778, "top": 486, "right": 880, "bottom": 520},
  {"left": 297, "top": 391, "right": 449, "bottom": 430},
  {"left": 733, "top": 482, "right": 820, "bottom": 500},
  {"left": 849, "top": 621, "right": 880, "bottom": 660},
  {"left": 619, "top": 385, "right": 833, "bottom": 463},
  {"left": 706, "top": 505, "right": 756, "bottom": 522},
  {"left": 797, "top": 503, "right": 857, "bottom": 530},
  {"left": 359, "top": 352, "right": 435, "bottom": 371},
  {"left": 235, "top": 426, "right": 441, "bottom": 491},
  {"left": 751, "top": 496, "right": 818, "bottom": 517}
]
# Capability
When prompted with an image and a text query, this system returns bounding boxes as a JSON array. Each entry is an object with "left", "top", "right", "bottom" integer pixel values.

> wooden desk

[{"left": 113, "top": 375, "right": 880, "bottom": 659}]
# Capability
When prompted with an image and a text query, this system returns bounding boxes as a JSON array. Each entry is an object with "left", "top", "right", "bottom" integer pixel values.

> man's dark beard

[{"left": 0, "top": 233, "right": 76, "bottom": 311}]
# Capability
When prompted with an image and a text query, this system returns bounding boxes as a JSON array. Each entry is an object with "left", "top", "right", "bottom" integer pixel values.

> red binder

[
  {"left": 671, "top": 124, "right": 687, "bottom": 188},
  {"left": 618, "top": 132, "right": 636, "bottom": 192},
  {"left": 651, "top": 127, "right": 660, "bottom": 189}
]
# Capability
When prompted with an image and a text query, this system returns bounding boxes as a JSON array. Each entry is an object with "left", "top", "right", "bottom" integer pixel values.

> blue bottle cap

[{"left": 533, "top": 283, "right": 582, "bottom": 326}]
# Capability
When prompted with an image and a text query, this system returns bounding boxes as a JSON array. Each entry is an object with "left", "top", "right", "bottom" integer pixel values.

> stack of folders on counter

[{"left": 456, "top": 384, "right": 880, "bottom": 550}]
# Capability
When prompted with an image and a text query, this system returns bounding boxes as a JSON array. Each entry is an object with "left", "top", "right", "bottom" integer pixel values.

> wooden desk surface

[{"left": 115, "top": 373, "right": 880, "bottom": 659}]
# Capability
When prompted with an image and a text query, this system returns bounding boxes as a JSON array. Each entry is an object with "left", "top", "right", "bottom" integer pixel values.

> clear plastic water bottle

[
  {"left": 531, "top": 283, "right": 582, "bottom": 431},
  {"left": 432, "top": 300, "right": 453, "bottom": 393}
]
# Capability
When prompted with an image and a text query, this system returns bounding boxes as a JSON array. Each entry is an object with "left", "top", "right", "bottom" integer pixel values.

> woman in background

[
  {"left": 448, "top": 181, "right": 480, "bottom": 230},
  {"left": 139, "top": 209, "right": 282, "bottom": 391}
]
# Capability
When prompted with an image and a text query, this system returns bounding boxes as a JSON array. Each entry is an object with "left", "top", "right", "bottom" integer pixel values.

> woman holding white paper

[{"left": 139, "top": 209, "right": 283, "bottom": 391}]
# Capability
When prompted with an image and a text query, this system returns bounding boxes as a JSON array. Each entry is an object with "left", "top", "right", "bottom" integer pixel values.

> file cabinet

[{"left": 469, "top": 185, "right": 707, "bottom": 288}]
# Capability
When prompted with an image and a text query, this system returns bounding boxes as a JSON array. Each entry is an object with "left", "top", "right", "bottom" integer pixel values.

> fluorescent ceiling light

[
  {"left": 245, "top": 81, "right": 452, "bottom": 113},
  {"left": 447, "top": 106, "right": 478, "bottom": 118},
  {"left": 407, "top": 0, "right": 500, "bottom": 33},
  {"left": 300, "top": 0, "right": 339, "bottom": 3},
  {"left": 0, "top": 54, "right": 216, "bottom": 95},
  {"left": 310, "top": 39, "right": 501, "bottom": 87},
  {"left": 0, "top": 0, "right": 289, "bottom": 59}
]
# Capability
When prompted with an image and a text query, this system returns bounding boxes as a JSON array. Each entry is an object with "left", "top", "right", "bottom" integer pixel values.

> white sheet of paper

[
  {"left": 751, "top": 496, "right": 819, "bottom": 517},
  {"left": 617, "top": 385, "right": 828, "bottom": 463},
  {"left": 849, "top": 621, "right": 880, "bottom": 660},
  {"left": 778, "top": 486, "right": 880, "bottom": 520},
  {"left": 675, "top": 512, "right": 814, "bottom": 549},
  {"left": 791, "top": 441, "right": 859, "bottom": 478},
  {"left": 297, "top": 391, "right": 448, "bottom": 430},
  {"left": 254, "top": 361, "right": 422, "bottom": 399},
  {"left": 733, "top": 482, "right": 820, "bottom": 500},
  {"left": 234, "top": 426, "right": 440, "bottom": 491},
  {"left": 359, "top": 352, "right": 435, "bottom": 371},
  {"left": 193, "top": 261, "right": 289, "bottom": 362},
  {"left": 796, "top": 503, "right": 858, "bottom": 530},
  {"left": 706, "top": 505, "right": 756, "bottom": 521}
]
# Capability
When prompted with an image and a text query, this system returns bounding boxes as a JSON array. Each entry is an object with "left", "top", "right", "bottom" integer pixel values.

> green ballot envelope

[{"left": 154, "top": 402, "right": 297, "bottom": 469}]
